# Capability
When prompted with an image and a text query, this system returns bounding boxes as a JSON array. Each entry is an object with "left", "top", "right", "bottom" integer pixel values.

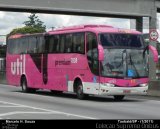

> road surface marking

[
  {"left": 0, "top": 100, "right": 97, "bottom": 119},
  {"left": 0, "top": 106, "right": 25, "bottom": 107},
  {"left": 0, "top": 111, "right": 60, "bottom": 117}
]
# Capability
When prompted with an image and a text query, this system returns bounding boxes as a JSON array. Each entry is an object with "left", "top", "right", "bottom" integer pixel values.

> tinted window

[
  {"left": 7, "top": 35, "right": 44, "bottom": 54},
  {"left": 28, "top": 36, "right": 37, "bottom": 53},
  {"left": 73, "top": 33, "right": 85, "bottom": 54},
  {"left": 19, "top": 38, "right": 28, "bottom": 54},
  {"left": 7, "top": 39, "right": 12, "bottom": 54},
  {"left": 46, "top": 33, "right": 84, "bottom": 54},
  {"left": 100, "top": 34, "right": 144, "bottom": 48},
  {"left": 7, "top": 39, "right": 13, "bottom": 54},
  {"left": 47, "top": 35, "right": 59, "bottom": 53},
  {"left": 48, "top": 36, "right": 54, "bottom": 53},
  {"left": 60, "top": 35, "right": 65, "bottom": 53},
  {"left": 65, "top": 34, "right": 73, "bottom": 53},
  {"left": 55, "top": 35, "right": 60, "bottom": 53},
  {"left": 7, "top": 38, "right": 23, "bottom": 54},
  {"left": 37, "top": 36, "right": 45, "bottom": 53}
]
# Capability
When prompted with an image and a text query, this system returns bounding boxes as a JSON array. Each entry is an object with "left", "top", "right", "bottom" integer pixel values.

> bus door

[
  {"left": 44, "top": 34, "right": 67, "bottom": 90},
  {"left": 86, "top": 32, "right": 100, "bottom": 95}
]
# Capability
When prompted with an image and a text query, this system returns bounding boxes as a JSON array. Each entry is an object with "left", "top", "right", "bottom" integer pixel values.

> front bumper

[{"left": 99, "top": 84, "right": 148, "bottom": 96}]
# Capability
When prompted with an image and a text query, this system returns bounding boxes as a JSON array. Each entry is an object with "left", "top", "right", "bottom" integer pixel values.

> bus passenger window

[
  {"left": 48, "top": 36, "right": 54, "bottom": 53},
  {"left": 55, "top": 36, "right": 60, "bottom": 53},
  {"left": 37, "top": 37, "right": 45, "bottom": 53},
  {"left": 14, "top": 39, "right": 20, "bottom": 54},
  {"left": 23, "top": 38, "right": 29, "bottom": 54},
  {"left": 28, "top": 37, "right": 37, "bottom": 53},
  {"left": 73, "top": 33, "right": 84, "bottom": 54},
  {"left": 65, "top": 34, "right": 73, "bottom": 53},
  {"left": 60, "top": 35, "right": 65, "bottom": 53},
  {"left": 47, "top": 35, "right": 59, "bottom": 53}
]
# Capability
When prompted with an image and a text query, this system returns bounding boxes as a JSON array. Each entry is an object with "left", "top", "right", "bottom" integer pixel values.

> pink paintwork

[
  {"left": 98, "top": 44, "right": 104, "bottom": 61},
  {"left": 149, "top": 45, "right": 159, "bottom": 63},
  {"left": 6, "top": 25, "right": 153, "bottom": 96},
  {"left": 48, "top": 24, "right": 140, "bottom": 35},
  {"left": 101, "top": 78, "right": 149, "bottom": 87}
]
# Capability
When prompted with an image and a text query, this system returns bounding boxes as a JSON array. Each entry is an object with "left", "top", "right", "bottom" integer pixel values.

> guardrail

[
  {"left": 0, "top": 58, "right": 5, "bottom": 72},
  {"left": 148, "top": 81, "right": 160, "bottom": 97},
  {"left": 148, "top": 62, "right": 160, "bottom": 96}
]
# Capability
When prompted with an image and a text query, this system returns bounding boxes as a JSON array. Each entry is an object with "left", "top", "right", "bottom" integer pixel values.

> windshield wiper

[
  {"left": 122, "top": 49, "right": 128, "bottom": 77},
  {"left": 143, "top": 45, "right": 148, "bottom": 59}
]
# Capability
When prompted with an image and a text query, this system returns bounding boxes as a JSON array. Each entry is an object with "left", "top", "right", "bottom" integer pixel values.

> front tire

[
  {"left": 114, "top": 95, "right": 125, "bottom": 101},
  {"left": 76, "top": 82, "right": 88, "bottom": 100}
]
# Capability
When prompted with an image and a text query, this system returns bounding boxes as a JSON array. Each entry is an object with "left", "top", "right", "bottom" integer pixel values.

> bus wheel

[
  {"left": 21, "top": 78, "right": 35, "bottom": 93},
  {"left": 114, "top": 95, "right": 125, "bottom": 101},
  {"left": 76, "top": 82, "right": 87, "bottom": 100}
]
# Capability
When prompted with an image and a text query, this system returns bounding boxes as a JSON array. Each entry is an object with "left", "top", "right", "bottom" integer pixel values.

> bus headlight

[
  {"left": 101, "top": 83, "right": 115, "bottom": 87},
  {"left": 139, "top": 83, "right": 148, "bottom": 87}
]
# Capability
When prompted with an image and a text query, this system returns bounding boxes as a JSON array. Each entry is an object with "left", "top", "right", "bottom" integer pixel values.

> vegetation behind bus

[{"left": 7, "top": 13, "right": 46, "bottom": 37}]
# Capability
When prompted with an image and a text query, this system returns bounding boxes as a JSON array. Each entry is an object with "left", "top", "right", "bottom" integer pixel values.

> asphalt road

[{"left": 0, "top": 84, "right": 160, "bottom": 119}]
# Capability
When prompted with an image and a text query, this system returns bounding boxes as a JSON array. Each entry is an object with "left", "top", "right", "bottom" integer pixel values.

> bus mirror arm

[
  {"left": 98, "top": 44, "right": 104, "bottom": 61},
  {"left": 148, "top": 45, "right": 159, "bottom": 63}
]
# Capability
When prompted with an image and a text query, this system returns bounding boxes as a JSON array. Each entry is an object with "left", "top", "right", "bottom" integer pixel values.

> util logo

[{"left": 11, "top": 55, "right": 26, "bottom": 75}]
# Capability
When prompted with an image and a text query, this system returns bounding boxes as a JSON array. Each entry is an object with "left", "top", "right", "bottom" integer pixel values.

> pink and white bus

[{"left": 6, "top": 25, "right": 158, "bottom": 100}]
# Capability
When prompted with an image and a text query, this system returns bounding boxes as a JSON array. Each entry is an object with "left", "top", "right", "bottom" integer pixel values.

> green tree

[
  {"left": 24, "top": 13, "right": 46, "bottom": 30},
  {"left": 8, "top": 13, "right": 46, "bottom": 37},
  {"left": 8, "top": 26, "right": 45, "bottom": 36}
]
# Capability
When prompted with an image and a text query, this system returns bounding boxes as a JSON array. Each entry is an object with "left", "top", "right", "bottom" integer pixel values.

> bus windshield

[
  {"left": 100, "top": 33, "right": 144, "bottom": 48},
  {"left": 99, "top": 33, "right": 148, "bottom": 78}
]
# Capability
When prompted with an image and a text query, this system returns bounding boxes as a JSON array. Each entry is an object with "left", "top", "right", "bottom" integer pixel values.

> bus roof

[
  {"left": 8, "top": 33, "right": 44, "bottom": 39},
  {"left": 47, "top": 24, "right": 141, "bottom": 35},
  {"left": 8, "top": 25, "right": 141, "bottom": 39}
]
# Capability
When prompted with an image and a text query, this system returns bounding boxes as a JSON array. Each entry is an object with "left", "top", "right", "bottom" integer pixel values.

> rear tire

[
  {"left": 76, "top": 82, "right": 88, "bottom": 100},
  {"left": 114, "top": 95, "right": 125, "bottom": 101},
  {"left": 21, "top": 78, "right": 35, "bottom": 93}
]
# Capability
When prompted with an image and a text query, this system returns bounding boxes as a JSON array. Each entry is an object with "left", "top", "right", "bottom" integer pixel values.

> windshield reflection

[{"left": 101, "top": 49, "right": 148, "bottom": 78}]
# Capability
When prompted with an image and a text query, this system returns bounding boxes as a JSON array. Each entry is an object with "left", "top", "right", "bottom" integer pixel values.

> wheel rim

[
  {"left": 77, "top": 85, "right": 83, "bottom": 96},
  {"left": 77, "top": 84, "right": 84, "bottom": 99}
]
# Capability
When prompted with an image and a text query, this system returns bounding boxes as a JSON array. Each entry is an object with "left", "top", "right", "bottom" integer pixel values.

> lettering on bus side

[
  {"left": 11, "top": 55, "right": 26, "bottom": 75},
  {"left": 55, "top": 58, "right": 78, "bottom": 66},
  {"left": 55, "top": 60, "right": 71, "bottom": 66}
]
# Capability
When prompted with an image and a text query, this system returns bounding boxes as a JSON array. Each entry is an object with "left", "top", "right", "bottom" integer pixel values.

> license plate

[{"left": 123, "top": 90, "right": 131, "bottom": 94}]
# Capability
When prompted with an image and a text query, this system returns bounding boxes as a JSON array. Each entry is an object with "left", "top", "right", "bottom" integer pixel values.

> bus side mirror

[
  {"left": 98, "top": 44, "right": 104, "bottom": 61},
  {"left": 149, "top": 45, "right": 159, "bottom": 63}
]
